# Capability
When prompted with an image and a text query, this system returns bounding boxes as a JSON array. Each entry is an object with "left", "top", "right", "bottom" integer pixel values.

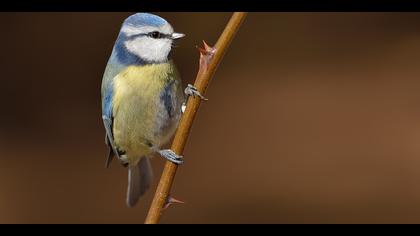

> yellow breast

[{"left": 113, "top": 63, "right": 175, "bottom": 110}]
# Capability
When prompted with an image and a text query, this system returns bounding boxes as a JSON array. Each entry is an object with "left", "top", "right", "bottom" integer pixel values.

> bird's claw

[
  {"left": 184, "top": 84, "right": 208, "bottom": 101},
  {"left": 158, "top": 149, "right": 184, "bottom": 165},
  {"left": 182, "top": 84, "right": 208, "bottom": 113}
]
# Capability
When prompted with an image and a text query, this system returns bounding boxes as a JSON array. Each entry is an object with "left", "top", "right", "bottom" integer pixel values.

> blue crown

[{"left": 123, "top": 13, "right": 168, "bottom": 27}]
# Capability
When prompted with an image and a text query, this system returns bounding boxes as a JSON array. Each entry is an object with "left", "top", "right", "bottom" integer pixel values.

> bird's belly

[
  {"left": 113, "top": 94, "right": 158, "bottom": 158},
  {"left": 111, "top": 66, "right": 180, "bottom": 163}
]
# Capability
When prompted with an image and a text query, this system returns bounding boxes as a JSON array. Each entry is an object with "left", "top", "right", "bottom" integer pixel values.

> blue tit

[{"left": 101, "top": 13, "right": 187, "bottom": 207}]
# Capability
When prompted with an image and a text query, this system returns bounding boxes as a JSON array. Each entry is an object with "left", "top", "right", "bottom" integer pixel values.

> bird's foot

[
  {"left": 182, "top": 84, "right": 208, "bottom": 113},
  {"left": 158, "top": 149, "right": 184, "bottom": 165},
  {"left": 184, "top": 84, "right": 208, "bottom": 101}
]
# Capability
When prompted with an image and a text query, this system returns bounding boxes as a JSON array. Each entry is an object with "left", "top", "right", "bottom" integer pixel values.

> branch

[{"left": 144, "top": 12, "right": 248, "bottom": 224}]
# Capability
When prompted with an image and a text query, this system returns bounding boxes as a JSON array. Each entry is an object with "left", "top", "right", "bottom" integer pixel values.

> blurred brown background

[{"left": 1, "top": 12, "right": 420, "bottom": 223}]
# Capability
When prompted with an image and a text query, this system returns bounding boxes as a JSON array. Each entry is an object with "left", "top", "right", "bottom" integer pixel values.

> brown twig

[{"left": 144, "top": 12, "right": 248, "bottom": 224}]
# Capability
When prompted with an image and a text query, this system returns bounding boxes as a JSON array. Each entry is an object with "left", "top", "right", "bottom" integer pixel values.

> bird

[{"left": 100, "top": 13, "right": 196, "bottom": 207}]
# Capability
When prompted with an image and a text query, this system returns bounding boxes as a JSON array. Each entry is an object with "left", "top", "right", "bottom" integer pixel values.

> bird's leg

[
  {"left": 182, "top": 84, "right": 208, "bottom": 113},
  {"left": 158, "top": 149, "right": 184, "bottom": 165}
]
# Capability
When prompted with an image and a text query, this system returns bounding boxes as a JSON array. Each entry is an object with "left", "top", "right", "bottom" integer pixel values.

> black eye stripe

[
  {"left": 148, "top": 31, "right": 171, "bottom": 39},
  {"left": 149, "top": 31, "right": 160, "bottom": 38},
  {"left": 126, "top": 32, "right": 172, "bottom": 40}
]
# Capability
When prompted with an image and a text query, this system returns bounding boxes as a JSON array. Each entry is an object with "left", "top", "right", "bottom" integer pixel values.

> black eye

[{"left": 149, "top": 31, "right": 161, "bottom": 39}]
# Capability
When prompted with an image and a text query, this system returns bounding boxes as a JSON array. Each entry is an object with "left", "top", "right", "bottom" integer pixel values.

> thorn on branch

[
  {"left": 163, "top": 195, "right": 185, "bottom": 210},
  {"left": 197, "top": 41, "right": 216, "bottom": 69}
]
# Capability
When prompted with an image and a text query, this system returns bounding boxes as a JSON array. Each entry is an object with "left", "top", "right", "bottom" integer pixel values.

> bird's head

[{"left": 117, "top": 13, "right": 185, "bottom": 64}]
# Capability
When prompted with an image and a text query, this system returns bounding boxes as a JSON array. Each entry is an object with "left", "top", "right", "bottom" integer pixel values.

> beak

[{"left": 171, "top": 32, "right": 185, "bottom": 40}]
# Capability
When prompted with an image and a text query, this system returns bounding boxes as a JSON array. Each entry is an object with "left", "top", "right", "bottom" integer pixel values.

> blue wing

[
  {"left": 159, "top": 71, "right": 184, "bottom": 135},
  {"left": 101, "top": 53, "right": 125, "bottom": 167},
  {"left": 161, "top": 79, "right": 177, "bottom": 119}
]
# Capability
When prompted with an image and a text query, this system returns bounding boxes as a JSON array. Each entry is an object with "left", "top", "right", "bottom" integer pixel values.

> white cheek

[{"left": 125, "top": 38, "right": 172, "bottom": 63}]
